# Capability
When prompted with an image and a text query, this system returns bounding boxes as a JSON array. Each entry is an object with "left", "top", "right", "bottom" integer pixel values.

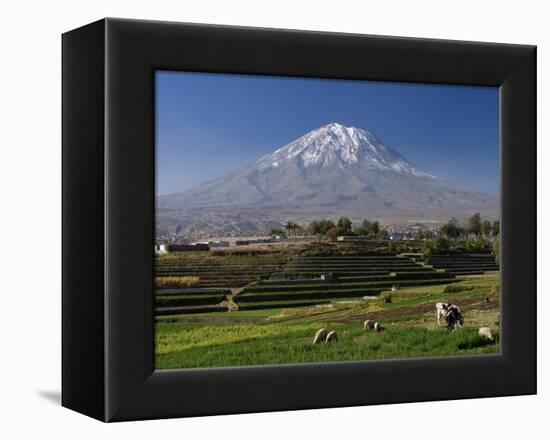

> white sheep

[
  {"left": 312, "top": 328, "right": 328, "bottom": 344},
  {"left": 363, "top": 319, "right": 375, "bottom": 331},
  {"left": 374, "top": 322, "right": 384, "bottom": 332},
  {"left": 325, "top": 330, "right": 338, "bottom": 342},
  {"left": 479, "top": 327, "right": 494, "bottom": 342}
]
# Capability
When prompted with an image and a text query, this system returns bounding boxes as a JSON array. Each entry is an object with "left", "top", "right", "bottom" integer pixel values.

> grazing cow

[
  {"left": 363, "top": 319, "right": 375, "bottom": 331},
  {"left": 325, "top": 330, "right": 338, "bottom": 342},
  {"left": 435, "top": 302, "right": 450, "bottom": 326},
  {"left": 312, "top": 328, "right": 327, "bottom": 345},
  {"left": 479, "top": 327, "right": 494, "bottom": 342},
  {"left": 374, "top": 322, "right": 384, "bottom": 332},
  {"left": 444, "top": 304, "right": 464, "bottom": 331}
]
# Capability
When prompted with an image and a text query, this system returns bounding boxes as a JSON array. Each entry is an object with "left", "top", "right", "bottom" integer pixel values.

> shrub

[
  {"left": 422, "top": 237, "right": 450, "bottom": 261},
  {"left": 324, "top": 227, "right": 338, "bottom": 241},
  {"left": 466, "top": 234, "right": 489, "bottom": 252},
  {"left": 443, "top": 285, "right": 474, "bottom": 293},
  {"left": 300, "top": 244, "right": 341, "bottom": 257},
  {"left": 155, "top": 276, "right": 200, "bottom": 289}
]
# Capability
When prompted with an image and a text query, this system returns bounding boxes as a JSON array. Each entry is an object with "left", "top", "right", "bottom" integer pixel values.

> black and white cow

[
  {"left": 435, "top": 302, "right": 464, "bottom": 330},
  {"left": 444, "top": 304, "right": 464, "bottom": 331}
]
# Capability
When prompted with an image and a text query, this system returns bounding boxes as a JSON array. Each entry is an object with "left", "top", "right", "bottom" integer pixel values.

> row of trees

[
  {"left": 439, "top": 213, "right": 499, "bottom": 241},
  {"left": 308, "top": 217, "right": 388, "bottom": 239},
  {"left": 423, "top": 213, "right": 500, "bottom": 261},
  {"left": 272, "top": 217, "right": 388, "bottom": 240}
]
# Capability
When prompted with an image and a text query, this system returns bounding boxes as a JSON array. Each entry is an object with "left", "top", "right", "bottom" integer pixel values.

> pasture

[{"left": 154, "top": 245, "right": 499, "bottom": 369}]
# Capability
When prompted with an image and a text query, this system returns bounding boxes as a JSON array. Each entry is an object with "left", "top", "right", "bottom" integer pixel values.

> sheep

[
  {"left": 325, "top": 330, "right": 338, "bottom": 342},
  {"left": 312, "top": 328, "right": 327, "bottom": 345},
  {"left": 374, "top": 322, "right": 384, "bottom": 332},
  {"left": 479, "top": 327, "right": 494, "bottom": 342},
  {"left": 363, "top": 319, "right": 375, "bottom": 331}
]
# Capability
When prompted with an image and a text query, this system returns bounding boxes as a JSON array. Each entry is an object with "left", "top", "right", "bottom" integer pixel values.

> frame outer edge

[
  {"left": 99, "top": 18, "right": 537, "bottom": 421},
  {"left": 62, "top": 19, "right": 107, "bottom": 421}
]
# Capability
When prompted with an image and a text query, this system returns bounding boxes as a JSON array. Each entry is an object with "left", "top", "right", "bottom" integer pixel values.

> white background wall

[{"left": 0, "top": 0, "right": 546, "bottom": 437}]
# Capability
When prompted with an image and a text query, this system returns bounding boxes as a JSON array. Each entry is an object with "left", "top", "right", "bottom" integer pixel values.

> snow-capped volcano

[
  {"left": 256, "top": 123, "right": 432, "bottom": 178},
  {"left": 157, "top": 123, "right": 498, "bottom": 239}
]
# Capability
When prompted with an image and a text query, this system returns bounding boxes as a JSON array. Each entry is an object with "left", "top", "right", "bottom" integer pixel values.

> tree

[
  {"left": 336, "top": 216, "right": 353, "bottom": 236},
  {"left": 492, "top": 220, "right": 500, "bottom": 237},
  {"left": 324, "top": 227, "right": 338, "bottom": 241},
  {"left": 318, "top": 219, "right": 335, "bottom": 235},
  {"left": 284, "top": 221, "right": 293, "bottom": 236},
  {"left": 308, "top": 221, "right": 320, "bottom": 235},
  {"left": 481, "top": 220, "right": 492, "bottom": 237},
  {"left": 369, "top": 221, "right": 380, "bottom": 238},
  {"left": 468, "top": 212, "right": 482, "bottom": 236},
  {"left": 440, "top": 218, "right": 461, "bottom": 240},
  {"left": 356, "top": 219, "right": 380, "bottom": 238},
  {"left": 308, "top": 219, "right": 335, "bottom": 236},
  {"left": 284, "top": 222, "right": 300, "bottom": 236},
  {"left": 422, "top": 236, "right": 450, "bottom": 260},
  {"left": 355, "top": 219, "right": 370, "bottom": 236}
]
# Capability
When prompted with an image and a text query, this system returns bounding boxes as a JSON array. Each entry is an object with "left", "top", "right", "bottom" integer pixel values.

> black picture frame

[{"left": 62, "top": 18, "right": 536, "bottom": 422}]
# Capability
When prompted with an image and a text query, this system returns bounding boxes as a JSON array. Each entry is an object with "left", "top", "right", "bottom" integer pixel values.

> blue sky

[{"left": 156, "top": 71, "right": 499, "bottom": 195}]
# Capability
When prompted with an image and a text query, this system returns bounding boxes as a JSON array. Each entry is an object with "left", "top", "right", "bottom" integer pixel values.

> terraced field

[
  {"left": 154, "top": 251, "right": 294, "bottom": 315},
  {"left": 233, "top": 254, "right": 457, "bottom": 311},
  {"left": 154, "top": 245, "right": 500, "bottom": 369},
  {"left": 154, "top": 251, "right": 461, "bottom": 315},
  {"left": 427, "top": 253, "right": 499, "bottom": 275},
  {"left": 155, "top": 251, "right": 290, "bottom": 288},
  {"left": 155, "top": 273, "right": 500, "bottom": 369}
]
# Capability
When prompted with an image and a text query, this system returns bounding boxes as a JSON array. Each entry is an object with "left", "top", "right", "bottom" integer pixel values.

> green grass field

[{"left": 155, "top": 274, "right": 500, "bottom": 369}]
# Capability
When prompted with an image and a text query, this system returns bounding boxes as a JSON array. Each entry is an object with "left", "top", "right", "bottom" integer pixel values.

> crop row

[
  {"left": 155, "top": 294, "right": 227, "bottom": 307},
  {"left": 234, "top": 289, "right": 382, "bottom": 303},
  {"left": 155, "top": 304, "right": 229, "bottom": 316},
  {"left": 237, "top": 278, "right": 457, "bottom": 300},
  {"left": 155, "top": 288, "right": 231, "bottom": 296},
  {"left": 236, "top": 299, "right": 331, "bottom": 311}
]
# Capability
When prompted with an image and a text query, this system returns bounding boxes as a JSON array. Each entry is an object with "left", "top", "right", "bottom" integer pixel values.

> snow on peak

[{"left": 256, "top": 123, "right": 433, "bottom": 177}]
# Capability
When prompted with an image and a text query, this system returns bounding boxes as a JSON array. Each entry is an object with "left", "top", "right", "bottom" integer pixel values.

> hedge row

[
  {"left": 242, "top": 278, "right": 395, "bottom": 294},
  {"left": 155, "top": 288, "right": 231, "bottom": 296},
  {"left": 155, "top": 294, "right": 226, "bottom": 307},
  {"left": 155, "top": 304, "right": 228, "bottom": 316},
  {"left": 234, "top": 289, "right": 381, "bottom": 303},
  {"left": 394, "top": 271, "right": 454, "bottom": 280},
  {"left": 237, "top": 300, "right": 330, "bottom": 311}
]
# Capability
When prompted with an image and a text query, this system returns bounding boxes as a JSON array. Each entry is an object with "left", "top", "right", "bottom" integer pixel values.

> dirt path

[{"left": 328, "top": 295, "right": 499, "bottom": 324}]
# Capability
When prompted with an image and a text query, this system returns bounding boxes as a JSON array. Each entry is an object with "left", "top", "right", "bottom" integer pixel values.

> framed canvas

[{"left": 62, "top": 18, "right": 536, "bottom": 422}]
